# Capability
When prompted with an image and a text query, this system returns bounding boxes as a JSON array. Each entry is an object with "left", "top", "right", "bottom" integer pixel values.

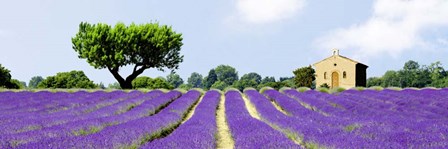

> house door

[{"left": 332, "top": 72, "right": 339, "bottom": 88}]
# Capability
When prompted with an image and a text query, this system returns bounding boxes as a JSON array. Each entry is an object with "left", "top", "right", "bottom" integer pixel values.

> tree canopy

[
  {"left": 232, "top": 72, "right": 262, "bottom": 91},
  {"left": 261, "top": 76, "right": 276, "bottom": 84},
  {"left": 37, "top": 70, "right": 97, "bottom": 89},
  {"left": 0, "top": 64, "right": 22, "bottom": 89},
  {"left": 293, "top": 66, "right": 315, "bottom": 88},
  {"left": 0, "top": 64, "right": 12, "bottom": 88},
  {"left": 29, "top": 76, "right": 44, "bottom": 89},
  {"left": 72, "top": 22, "right": 183, "bottom": 89},
  {"left": 132, "top": 76, "right": 173, "bottom": 89},
  {"left": 203, "top": 69, "right": 217, "bottom": 89},
  {"left": 187, "top": 72, "right": 203, "bottom": 88},
  {"left": 211, "top": 81, "right": 228, "bottom": 91},
  {"left": 166, "top": 72, "right": 183, "bottom": 88},
  {"left": 214, "top": 65, "right": 238, "bottom": 85},
  {"left": 367, "top": 60, "right": 448, "bottom": 88}
]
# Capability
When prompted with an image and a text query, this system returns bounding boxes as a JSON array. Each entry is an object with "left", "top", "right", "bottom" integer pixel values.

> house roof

[{"left": 313, "top": 55, "right": 368, "bottom": 68}]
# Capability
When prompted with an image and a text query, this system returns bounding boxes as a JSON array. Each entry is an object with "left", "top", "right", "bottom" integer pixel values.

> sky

[{"left": 1, "top": 0, "right": 448, "bottom": 85}]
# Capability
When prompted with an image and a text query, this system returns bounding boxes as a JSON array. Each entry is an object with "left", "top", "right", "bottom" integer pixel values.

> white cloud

[
  {"left": 234, "top": 0, "right": 306, "bottom": 24},
  {"left": 437, "top": 38, "right": 448, "bottom": 46},
  {"left": 316, "top": 0, "right": 448, "bottom": 58}
]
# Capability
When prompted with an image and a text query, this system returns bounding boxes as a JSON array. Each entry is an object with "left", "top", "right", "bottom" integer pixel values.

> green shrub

[{"left": 297, "top": 87, "right": 311, "bottom": 92}]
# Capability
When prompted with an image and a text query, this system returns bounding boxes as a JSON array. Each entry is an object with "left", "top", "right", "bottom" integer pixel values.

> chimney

[{"left": 332, "top": 49, "right": 339, "bottom": 56}]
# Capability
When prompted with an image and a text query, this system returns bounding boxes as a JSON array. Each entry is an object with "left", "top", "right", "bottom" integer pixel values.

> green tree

[
  {"left": 108, "top": 82, "right": 121, "bottom": 89},
  {"left": 0, "top": 64, "right": 12, "bottom": 87},
  {"left": 233, "top": 79, "right": 258, "bottom": 91},
  {"left": 232, "top": 72, "right": 262, "bottom": 91},
  {"left": 19, "top": 81, "right": 27, "bottom": 88},
  {"left": 382, "top": 70, "right": 400, "bottom": 87},
  {"left": 257, "top": 82, "right": 282, "bottom": 90},
  {"left": 131, "top": 76, "right": 173, "bottom": 89},
  {"left": 203, "top": 69, "right": 217, "bottom": 89},
  {"left": 28, "top": 76, "right": 44, "bottom": 89},
  {"left": 0, "top": 64, "right": 26, "bottom": 89},
  {"left": 187, "top": 72, "right": 203, "bottom": 88},
  {"left": 427, "top": 61, "right": 447, "bottom": 87},
  {"left": 72, "top": 22, "right": 183, "bottom": 89},
  {"left": 151, "top": 77, "right": 174, "bottom": 89},
  {"left": 293, "top": 66, "right": 315, "bottom": 88},
  {"left": 166, "top": 72, "right": 184, "bottom": 88},
  {"left": 178, "top": 84, "right": 192, "bottom": 90},
  {"left": 97, "top": 82, "right": 106, "bottom": 89},
  {"left": 37, "top": 70, "right": 97, "bottom": 89},
  {"left": 132, "top": 76, "right": 153, "bottom": 89},
  {"left": 261, "top": 76, "right": 276, "bottom": 84},
  {"left": 240, "top": 72, "right": 262, "bottom": 84},
  {"left": 211, "top": 81, "right": 228, "bottom": 91},
  {"left": 366, "top": 77, "right": 383, "bottom": 87},
  {"left": 5, "top": 79, "right": 23, "bottom": 89},
  {"left": 257, "top": 76, "right": 278, "bottom": 90},
  {"left": 279, "top": 77, "right": 294, "bottom": 82},
  {"left": 281, "top": 79, "right": 296, "bottom": 88},
  {"left": 398, "top": 60, "right": 431, "bottom": 88},
  {"left": 215, "top": 65, "right": 238, "bottom": 85},
  {"left": 398, "top": 60, "right": 420, "bottom": 87},
  {"left": 403, "top": 60, "right": 420, "bottom": 70}
]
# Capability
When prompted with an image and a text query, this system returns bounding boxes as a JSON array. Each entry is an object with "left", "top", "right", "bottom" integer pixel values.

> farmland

[{"left": 0, "top": 88, "right": 447, "bottom": 148}]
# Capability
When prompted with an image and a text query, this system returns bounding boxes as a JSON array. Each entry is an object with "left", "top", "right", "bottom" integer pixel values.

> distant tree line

[
  {"left": 1, "top": 62, "right": 317, "bottom": 90},
  {"left": 9, "top": 60, "right": 447, "bottom": 90},
  {"left": 0, "top": 64, "right": 25, "bottom": 89},
  {"left": 367, "top": 60, "right": 448, "bottom": 88}
]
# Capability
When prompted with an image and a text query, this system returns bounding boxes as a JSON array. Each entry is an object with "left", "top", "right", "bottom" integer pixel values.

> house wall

[
  {"left": 314, "top": 56, "right": 357, "bottom": 89},
  {"left": 355, "top": 64, "right": 367, "bottom": 87}
]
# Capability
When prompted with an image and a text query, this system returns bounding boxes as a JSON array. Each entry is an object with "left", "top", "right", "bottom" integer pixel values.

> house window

[
  {"left": 324, "top": 72, "right": 327, "bottom": 79},
  {"left": 343, "top": 71, "right": 347, "bottom": 78}
]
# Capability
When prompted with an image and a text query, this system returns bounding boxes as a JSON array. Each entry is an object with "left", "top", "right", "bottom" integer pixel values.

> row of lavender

[
  {"left": 1, "top": 88, "right": 447, "bottom": 148},
  {"left": 141, "top": 88, "right": 448, "bottom": 148},
  {"left": 0, "top": 90, "right": 184, "bottom": 148},
  {"left": 257, "top": 88, "right": 448, "bottom": 148}
]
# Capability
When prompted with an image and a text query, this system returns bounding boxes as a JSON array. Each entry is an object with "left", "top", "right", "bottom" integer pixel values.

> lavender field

[{"left": 1, "top": 88, "right": 447, "bottom": 149}]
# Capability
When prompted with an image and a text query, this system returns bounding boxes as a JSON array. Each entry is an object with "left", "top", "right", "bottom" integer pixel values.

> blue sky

[{"left": 1, "top": 0, "right": 448, "bottom": 85}]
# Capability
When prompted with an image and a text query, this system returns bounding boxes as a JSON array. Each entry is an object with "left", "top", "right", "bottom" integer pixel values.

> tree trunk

[
  {"left": 108, "top": 65, "right": 148, "bottom": 89},
  {"left": 119, "top": 80, "right": 133, "bottom": 89}
]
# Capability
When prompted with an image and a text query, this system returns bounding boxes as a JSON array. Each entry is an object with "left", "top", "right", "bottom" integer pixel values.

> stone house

[{"left": 313, "top": 49, "right": 368, "bottom": 89}]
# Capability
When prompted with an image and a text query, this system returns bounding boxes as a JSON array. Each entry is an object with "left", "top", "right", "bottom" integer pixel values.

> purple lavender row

[
  {"left": 0, "top": 90, "right": 176, "bottom": 147},
  {"left": 0, "top": 92, "right": 85, "bottom": 114},
  {"left": 283, "top": 89, "right": 448, "bottom": 148},
  {"left": 336, "top": 89, "right": 448, "bottom": 127},
  {"left": 4, "top": 91, "right": 162, "bottom": 135},
  {"left": 0, "top": 91, "right": 111, "bottom": 113},
  {"left": 0, "top": 91, "right": 123, "bottom": 119},
  {"left": 340, "top": 90, "right": 448, "bottom": 148},
  {"left": 266, "top": 90, "right": 350, "bottom": 127},
  {"left": 282, "top": 89, "right": 348, "bottom": 118},
  {"left": 0, "top": 91, "right": 137, "bottom": 135},
  {"left": 340, "top": 89, "right": 447, "bottom": 119},
  {"left": 0, "top": 91, "right": 112, "bottom": 127},
  {"left": 0, "top": 91, "right": 46, "bottom": 110},
  {"left": 19, "top": 90, "right": 201, "bottom": 148},
  {"left": 339, "top": 90, "right": 448, "bottom": 137},
  {"left": 371, "top": 89, "right": 448, "bottom": 117},
  {"left": 257, "top": 89, "right": 401, "bottom": 148},
  {"left": 27, "top": 91, "right": 160, "bottom": 128},
  {"left": 142, "top": 90, "right": 221, "bottom": 149},
  {"left": 225, "top": 90, "right": 300, "bottom": 149},
  {"left": 286, "top": 89, "right": 396, "bottom": 121}
]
